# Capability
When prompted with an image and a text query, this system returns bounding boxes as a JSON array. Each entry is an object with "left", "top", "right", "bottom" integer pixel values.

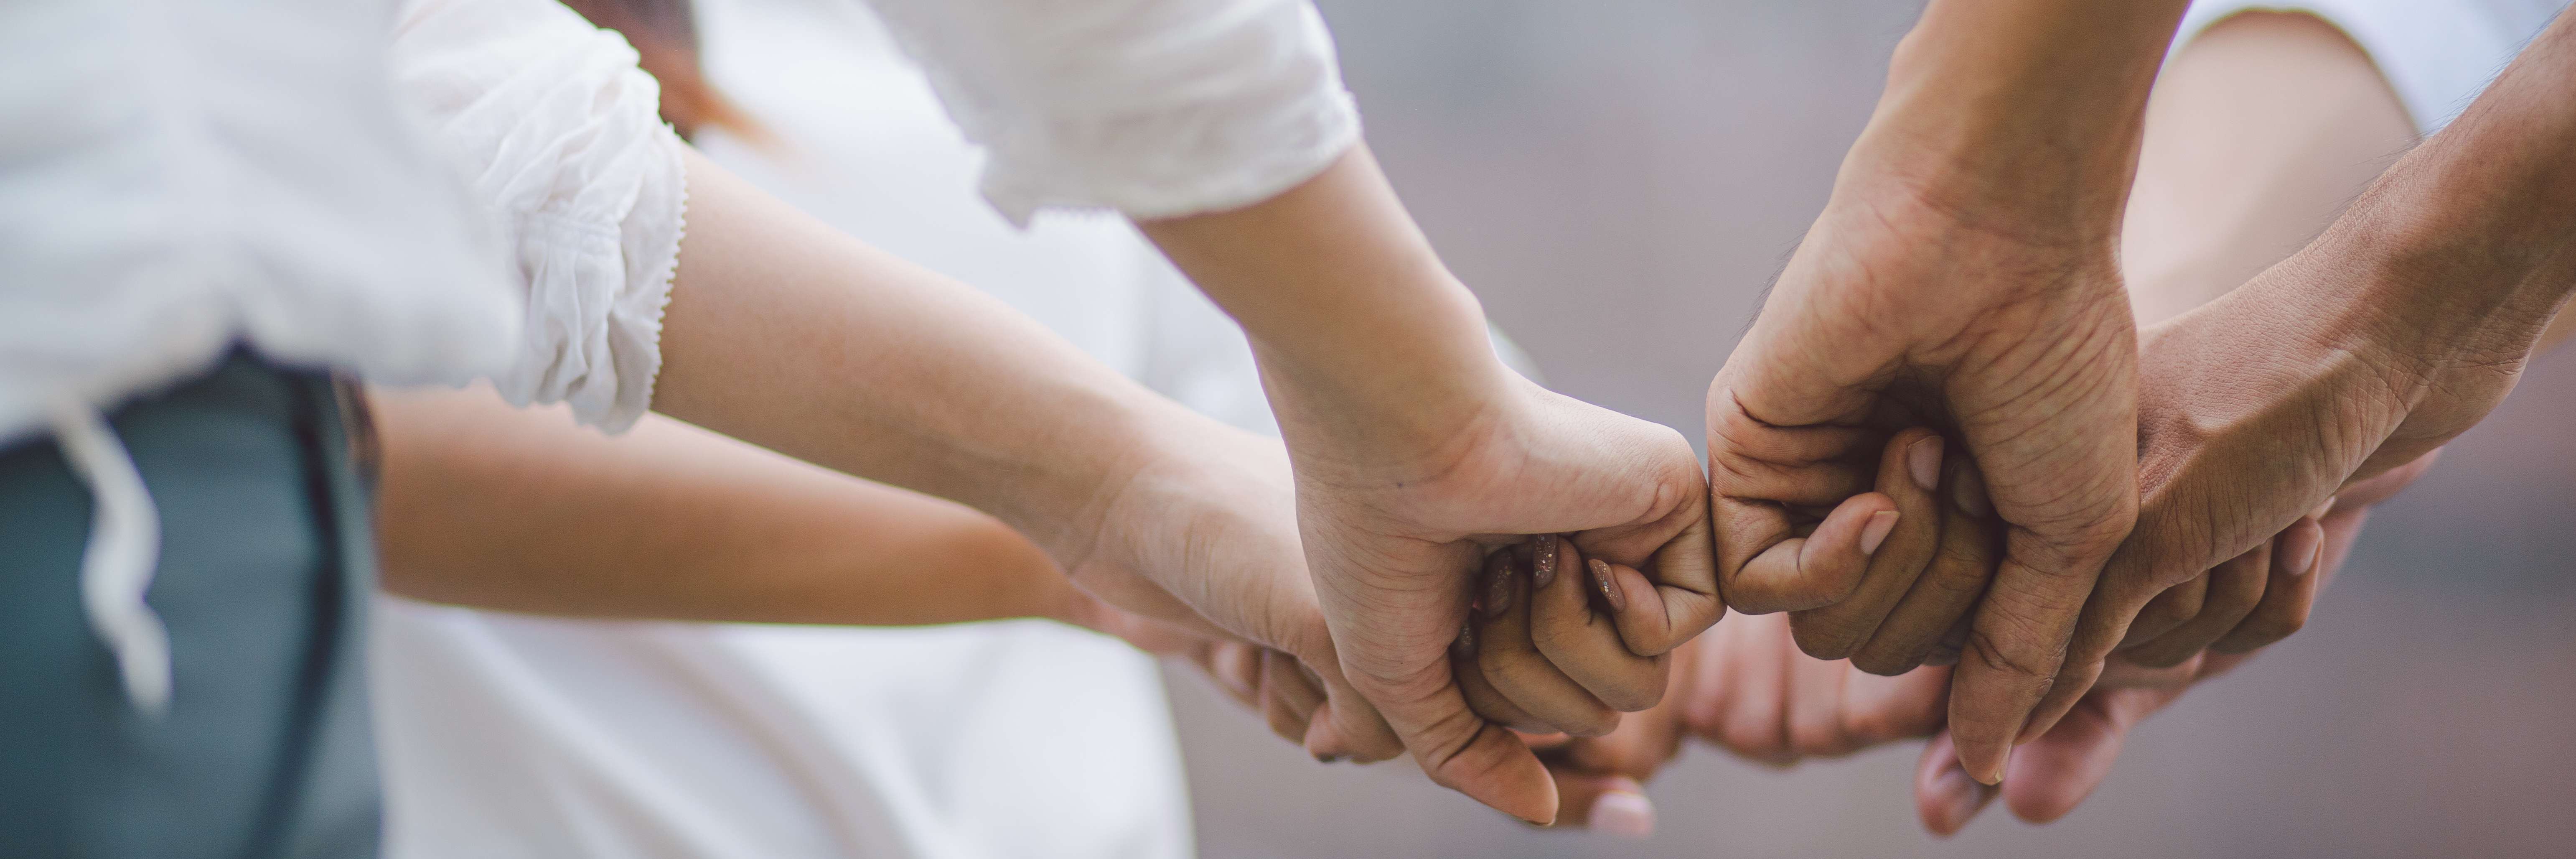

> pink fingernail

[
  {"left": 2278, "top": 525, "right": 2323, "bottom": 577},
  {"left": 1589, "top": 558, "right": 1627, "bottom": 613},
  {"left": 1908, "top": 436, "right": 1944, "bottom": 493},
  {"left": 1930, "top": 765, "right": 1994, "bottom": 836},
  {"left": 1859, "top": 510, "right": 1900, "bottom": 556},
  {"left": 1591, "top": 791, "right": 1656, "bottom": 840},
  {"left": 1533, "top": 534, "right": 1560, "bottom": 589}
]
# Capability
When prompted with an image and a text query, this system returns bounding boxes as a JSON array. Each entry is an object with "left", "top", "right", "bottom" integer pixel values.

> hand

[
  {"left": 2020, "top": 245, "right": 2515, "bottom": 739},
  {"left": 1508, "top": 611, "right": 1956, "bottom": 839},
  {"left": 1064, "top": 418, "right": 1406, "bottom": 762},
  {"left": 1917, "top": 457, "right": 2426, "bottom": 834},
  {"left": 1454, "top": 536, "right": 1671, "bottom": 739},
  {"left": 1705, "top": 167, "right": 2142, "bottom": 783},
  {"left": 1292, "top": 375, "right": 1717, "bottom": 824}
]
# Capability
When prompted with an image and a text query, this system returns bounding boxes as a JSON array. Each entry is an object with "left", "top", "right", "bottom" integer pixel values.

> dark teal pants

[{"left": 0, "top": 354, "right": 381, "bottom": 859}]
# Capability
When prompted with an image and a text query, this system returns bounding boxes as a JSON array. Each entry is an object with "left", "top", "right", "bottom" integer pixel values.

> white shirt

[
  {"left": 13, "top": 0, "right": 1354, "bottom": 715},
  {"left": 375, "top": 0, "right": 1302, "bottom": 857},
  {"left": 2179, "top": 0, "right": 2571, "bottom": 135}
]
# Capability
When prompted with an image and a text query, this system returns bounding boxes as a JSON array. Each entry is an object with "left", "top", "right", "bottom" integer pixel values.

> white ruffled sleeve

[
  {"left": 389, "top": 0, "right": 687, "bottom": 432},
  {"left": 862, "top": 0, "right": 1361, "bottom": 224}
]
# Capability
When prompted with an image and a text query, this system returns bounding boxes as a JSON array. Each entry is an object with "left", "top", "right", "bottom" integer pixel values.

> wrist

[
  {"left": 1853, "top": 0, "right": 2190, "bottom": 241},
  {"left": 1252, "top": 274, "right": 1520, "bottom": 466}
]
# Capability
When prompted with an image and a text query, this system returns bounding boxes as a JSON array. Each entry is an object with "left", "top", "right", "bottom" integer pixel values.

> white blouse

[{"left": 15, "top": 0, "right": 1355, "bottom": 713}]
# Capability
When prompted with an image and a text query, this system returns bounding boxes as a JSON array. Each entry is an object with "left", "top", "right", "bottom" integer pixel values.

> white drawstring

[{"left": 48, "top": 400, "right": 170, "bottom": 718}]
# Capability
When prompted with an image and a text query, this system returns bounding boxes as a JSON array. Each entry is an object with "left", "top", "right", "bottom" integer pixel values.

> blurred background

[{"left": 1154, "top": 1, "right": 2576, "bottom": 856}]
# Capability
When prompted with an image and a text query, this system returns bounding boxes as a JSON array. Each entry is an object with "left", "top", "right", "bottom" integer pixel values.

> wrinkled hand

[
  {"left": 2020, "top": 245, "right": 2518, "bottom": 740},
  {"left": 1295, "top": 375, "right": 1717, "bottom": 824},
  {"left": 1917, "top": 456, "right": 2427, "bottom": 834},
  {"left": 1706, "top": 176, "right": 2141, "bottom": 783}
]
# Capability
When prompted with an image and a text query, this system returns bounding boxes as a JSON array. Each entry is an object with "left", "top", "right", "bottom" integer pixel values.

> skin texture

[
  {"left": 2027, "top": 5, "right": 2576, "bottom": 742},
  {"left": 1144, "top": 147, "right": 1719, "bottom": 824},
  {"left": 646, "top": 145, "right": 1405, "bottom": 765},
  {"left": 1705, "top": 0, "right": 2191, "bottom": 784},
  {"left": 1535, "top": 13, "right": 2451, "bottom": 833},
  {"left": 371, "top": 385, "right": 1338, "bottom": 747}
]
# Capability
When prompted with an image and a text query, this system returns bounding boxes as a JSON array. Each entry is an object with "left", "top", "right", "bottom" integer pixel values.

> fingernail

[
  {"left": 1533, "top": 534, "right": 1559, "bottom": 589},
  {"left": 1590, "top": 791, "right": 1657, "bottom": 840},
  {"left": 1453, "top": 621, "right": 1477, "bottom": 657},
  {"left": 1312, "top": 753, "right": 1347, "bottom": 765},
  {"left": 2278, "top": 523, "right": 2323, "bottom": 577},
  {"left": 1859, "top": 510, "right": 1900, "bottom": 556},
  {"left": 1589, "top": 558, "right": 1627, "bottom": 613},
  {"left": 1485, "top": 561, "right": 1515, "bottom": 618},
  {"left": 1908, "top": 435, "right": 1944, "bottom": 493},
  {"left": 1930, "top": 765, "right": 1994, "bottom": 836},
  {"left": 1973, "top": 741, "right": 2013, "bottom": 786}
]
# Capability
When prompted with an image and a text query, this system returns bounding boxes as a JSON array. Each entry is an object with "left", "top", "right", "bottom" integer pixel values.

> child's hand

[{"left": 1453, "top": 535, "right": 1671, "bottom": 739}]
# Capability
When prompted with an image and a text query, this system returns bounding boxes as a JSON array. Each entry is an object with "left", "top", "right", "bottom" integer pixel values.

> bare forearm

[
  {"left": 1139, "top": 146, "right": 1511, "bottom": 460},
  {"left": 2309, "top": 10, "right": 2576, "bottom": 371},
  {"left": 2123, "top": 13, "right": 2415, "bottom": 326},
  {"left": 1860, "top": 0, "right": 2193, "bottom": 234},
  {"left": 651, "top": 147, "right": 1206, "bottom": 561},
  {"left": 374, "top": 386, "right": 1081, "bottom": 626}
]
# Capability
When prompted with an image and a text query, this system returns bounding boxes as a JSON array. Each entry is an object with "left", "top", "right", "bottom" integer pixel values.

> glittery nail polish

[
  {"left": 1589, "top": 558, "right": 1626, "bottom": 613},
  {"left": 1533, "top": 534, "right": 1559, "bottom": 589}
]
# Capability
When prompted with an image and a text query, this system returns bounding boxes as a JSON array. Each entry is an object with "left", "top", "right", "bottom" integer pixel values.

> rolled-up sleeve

[
  {"left": 389, "top": 0, "right": 687, "bottom": 432},
  {"left": 864, "top": 0, "right": 1361, "bottom": 224}
]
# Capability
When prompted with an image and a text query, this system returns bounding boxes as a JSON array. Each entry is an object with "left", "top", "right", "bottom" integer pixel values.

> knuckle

[{"left": 1962, "top": 625, "right": 2063, "bottom": 684}]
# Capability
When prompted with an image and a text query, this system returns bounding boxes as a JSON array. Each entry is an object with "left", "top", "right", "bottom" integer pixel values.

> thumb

[{"left": 1350, "top": 656, "right": 1560, "bottom": 825}]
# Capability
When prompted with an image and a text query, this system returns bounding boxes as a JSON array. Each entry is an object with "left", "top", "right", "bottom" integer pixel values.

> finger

[
  {"left": 1683, "top": 610, "right": 1794, "bottom": 762},
  {"left": 1998, "top": 686, "right": 2176, "bottom": 826},
  {"left": 1792, "top": 428, "right": 1948, "bottom": 660},
  {"left": 1784, "top": 646, "right": 1856, "bottom": 759},
  {"left": 1719, "top": 492, "right": 1900, "bottom": 614},
  {"left": 1921, "top": 613, "right": 1971, "bottom": 667},
  {"left": 1544, "top": 773, "right": 1656, "bottom": 839},
  {"left": 2123, "top": 539, "right": 2272, "bottom": 667},
  {"left": 2114, "top": 573, "right": 2207, "bottom": 650},
  {"left": 1350, "top": 646, "right": 1559, "bottom": 824},
  {"left": 1947, "top": 527, "right": 2119, "bottom": 785},
  {"left": 1582, "top": 508, "right": 1724, "bottom": 658},
  {"left": 1705, "top": 402, "right": 1881, "bottom": 505},
  {"left": 1457, "top": 620, "right": 1553, "bottom": 733},
  {"left": 1915, "top": 732, "right": 2000, "bottom": 837},
  {"left": 2335, "top": 448, "right": 2441, "bottom": 509},
  {"left": 2093, "top": 650, "right": 2201, "bottom": 691},
  {"left": 1479, "top": 546, "right": 1622, "bottom": 737},
  {"left": 1852, "top": 456, "right": 2001, "bottom": 675},
  {"left": 2209, "top": 516, "right": 2327, "bottom": 655},
  {"left": 1203, "top": 640, "right": 1263, "bottom": 710},
  {"left": 1277, "top": 618, "right": 1404, "bottom": 765},
  {"left": 1531, "top": 538, "right": 1669, "bottom": 712},
  {"left": 1259, "top": 650, "right": 1322, "bottom": 746},
  {"left": 1840, "top": 662, "right": 1951, "bottom": 747}
]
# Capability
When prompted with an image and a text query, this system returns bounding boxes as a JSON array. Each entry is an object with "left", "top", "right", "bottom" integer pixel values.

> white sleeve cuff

[
  {"left": 870, "top": 0, "right": 1362, "bottom": 224},
  {"left": 2175, "top": 0, "right": 2555, "bottom": 137},
  {"left": 391, "top": 0, "right": 686, "bottom": 432}
]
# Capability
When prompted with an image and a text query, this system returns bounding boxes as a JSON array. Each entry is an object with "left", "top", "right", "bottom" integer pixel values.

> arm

[
  {"left": 373, "top": 386, "right": 1080, "bottom": 627},
  {"left": 644, "top": 146, "right": 1400, "bottom": 764},
  {"left": 1702, "top": 0, "right": 2193, "bottom": 783},
  {"left": 2036, "top": 5, "right": 2576, "bottom": 742},
  {"left": 1141, "top": 147, "right": 1719, "bottom": 825}
]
